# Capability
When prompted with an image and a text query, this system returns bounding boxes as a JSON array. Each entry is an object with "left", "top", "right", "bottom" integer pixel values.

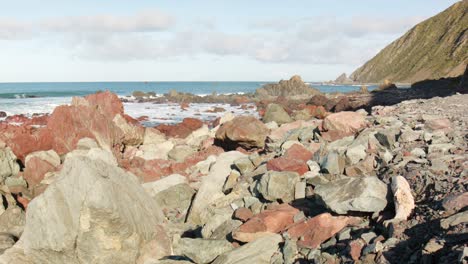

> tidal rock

[
  {"left": 187, "top": 151, "right": 246, "bottom": 225},
  {"left": 257, "top": 171, "right": 300, "bottom": 202},
  {"left": 315, "top": 177, "right": 388, "bottom": 214},
  {"left": 0, "top": 146, "right": 20, "bottom": 181},
  {"left": 255, "top": 75, "right": 320, "bottom": 97},
  {"left": 263, "top": 104, "right": 293, "bottom": 125},
  {"left": 322, "top": 112, "right": 366, "bottom": 141},
  {"left": 157, "top": 118, "right": 203, "bottom": 139},
  {"left": 213, "top": 234, "right": 283, "bottom": 264},
  {"left": 23, "top": 150, "right": 61, "bottom": 187},
  {"left": 233, "top": 204, "right": 299, "bottom": 242},
  {"left": 287, "top": 213, "right": 361, "bottom": 249},
  {"left": 215, "top": 116, "right": 269, "bottom": 150},
  {"left": 2, "top": 148, "right": 171, "bottom": 263},
  {"left": 176, "top": 238, "right": 233, "bottom": 264}
]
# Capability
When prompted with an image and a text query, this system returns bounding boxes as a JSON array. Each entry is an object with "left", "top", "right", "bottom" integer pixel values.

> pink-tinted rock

[
  {"left": 23, "top": 156, "right": 58, "bottom": 187},
  {"left": 349, "top": 239, "right": 365, "bottom": 261},
  {"left": 232, "top": 204, "right": 299, "bottom": 242},
  {"left": 234, "top": 207, "right": 254, "bottom": 222},
  {"left": 268, "top": 120, "right": 322, "bottom": 143},
  {"left": 425, "top": 118, "right": 452, "bottom": 132},
  {"left": 156, "top": 118, "right": 203, "bottom": 138},
  {"left": 5, "top": 114, "right": 29, "bottom": 124},
  {"left": 215, "top": 116, "right": 269, "bottom": 150},
  {"left": 284, "top": 144, "right": 313, "bottom": 162},
  {"left": 0, "top": 124, "right": 52, "bottom": 162},
  {"left": 322, "top": 111, "right": 366, "bottom": 141},
  {"left": 80, "top": 90, "right": 124, "bottom": 118},
  {"left": 287, "top": 213, "right": 361, "bottom": 249},
  {"left": 267, "top": 157, "right": 309, "bottom": 175}
]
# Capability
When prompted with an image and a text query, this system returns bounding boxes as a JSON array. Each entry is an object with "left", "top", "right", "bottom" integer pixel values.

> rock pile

[{"left": 0, "top": 91, "right": 466, "bottom": 263}]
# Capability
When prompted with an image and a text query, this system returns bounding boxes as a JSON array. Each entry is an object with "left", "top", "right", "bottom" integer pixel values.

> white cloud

[
  {"left": 40, "top": 10, "right": 175, "bottom": 33},
  {"left": 0, "top": 19, "right": 32, "bottom": 39}
]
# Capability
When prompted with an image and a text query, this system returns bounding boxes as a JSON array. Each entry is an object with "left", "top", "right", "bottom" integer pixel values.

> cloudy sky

[{"left": 0, "top": 0, "right": 460, "bottom": 82}]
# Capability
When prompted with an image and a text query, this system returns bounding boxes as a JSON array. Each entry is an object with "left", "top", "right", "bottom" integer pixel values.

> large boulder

[
  {"left": 314, "top": 177, "right": 388, "bottom": 214},
  {"left": 321, "top": 112, "right": 367, "bottom": 141},
  {"left": 1, "top": 148, "right": 171, "bottom": 263},
  {"left": 262, "top": 104, "right": 293, "bottom": 125},
  {"left": 156, "top": 118, "right": 203, "bottom": 139},
  {"left": 215, "top": 116, "right": 269, "bottom": 150}
]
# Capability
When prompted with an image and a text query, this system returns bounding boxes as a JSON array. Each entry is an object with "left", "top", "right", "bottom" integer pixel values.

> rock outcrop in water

[
  {"left": 351, "top": 1, "right": 468, "bottom": 83},
  {"left": 255, "top": 75, "right": 321, "bottom": 97},
  {"left": 0, "top": 90, "right": 467, "bottom": 263}
]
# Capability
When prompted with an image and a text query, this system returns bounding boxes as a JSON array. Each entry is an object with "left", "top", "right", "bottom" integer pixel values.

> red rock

[
  {"left": 0, "top": 124, "right": 52, "bottom": 162},
  {"left": 232, "top": 204, "right": 299, "bottom": 242},
  {"left": 287, "top": 213, "right": 361, "bottom": 249},
  {"left": 5, "top": 114, "right": 29, "bottom": 124},
  {"left": 137, "top": 116, "right": 149, "bottom": 122},
  {"left": 23, "top": 156, "right": 58, "bottom": 187},
  {"left": 303, "top": 105, "right": 327, "bottom": 119},
  {"left": 80, "top": 90, "right": 124, "bottom": 118},
  {"left": 321, "top": 112, "right": 366, "bottom": 141},
  {"left": 180, "top": 102, "right": 190, "bottom": 110},
  {"left": 234, "top": 207, "right": 254, "bottom": 222},
  {"left": 308, "top": 94, "right": 329, "bottom": 106},
  {"left": 16, "top": 196, "right": 30, "bottom": 211},
  {"left": 215, "top": 116, "right": 269, "bottom": 150},
  {"left": 349, "top": 239, "right": 365, "bottom": 261},
  {"left": 267, "top": 157, "right": 309, "bottom": 175},
  {"left": 156, "top": 118, "right": 203, "bottom": 138},
  {"left": 284, "top": 144, "right": 313, "bottom": 162},
  {"left": 124, "top": 157, "right": 175, "bottom": 183}
]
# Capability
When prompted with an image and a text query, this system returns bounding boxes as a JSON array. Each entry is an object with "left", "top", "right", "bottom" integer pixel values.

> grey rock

[
  {"left": 0, "top": 147, "right": 20, "bottom": 181},
  {"left": 411, "top": 147, "right": 426, "bottom": 158},
  {"left": 154, "top": 183, "right": 195, "bottom": 216},
  {"left": 441, "top": 211, "right": 468, "bottom": 229},
  {"left": 295, "top": 181, "right": 306, "bottom": 200},
  {"left": 213, "top": 234, "right": 283, "bottom": 264},
  {"left": 223, "top": 170, "right": 241, "bottom": 194},
  {"left": 234, "top": 157, "right": 255, "bottom": 175},
  {"left": 361, "top": 232, "right": 377, "bottom": 244},
  {"left": 346, "top": 143, "right": 367, "bottom": 165},
  {"left": 263, "top": 103, "right": 293, "bottom": 125},
  {"left": 168, "top": 145, "right": 196, "bottom": 162},
  {"left": 176, "top": 238, "right": 233, "bottom": 264},
  {"left": 315, "top": 177, "right": 388, "bottom": 214},
  {"left": 257, "top": 171, "right": 300, "bottom": 202},
  {"left": 1, "top": 149, "right": 171, "bottom": 264},
  {"left": 283, "top": 237, "right": 298, "bottom": 264},
  {"left": 375, "top": 129, "right": 399, "bottom": 149},
  {"left": 0, "top": 233, "right": 15, "bottom": 254},
  {"left": 320, "top": 151, "right": 345, "bottom": 175}
]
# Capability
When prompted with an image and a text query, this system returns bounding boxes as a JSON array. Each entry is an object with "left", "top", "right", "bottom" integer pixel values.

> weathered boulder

[
  {"left": 263, "top": 104, "right": 293, "bottom": 125},
  {"left": 176, "top": 238, "right": 233, "bottom": 264},
  {"left": 257, "top": 171, "right": 300, "bottom": 202},
  {"left": 287, "top": 213, "right": 361, "bottom": 249},
  {"left": 233, "top": 204, "right": 299, "bottom": 242},
  {"left": 442, "top": 192, "right": 468, "bottom": 215},
  {"left": 23, "top": 150, "right": 61, "bottom": 187},
  {"left": 0, "top": 146, "right": 20, "bottom": 181},
  {"left": 266, "top": 157, "right": 309, "bottom": 175},
  {"left": 168, "top": 145, "right": 196, "bottom": 162},
  {"left": 321, "top": 112, "right": 366, "bottom": 141},
  {"left": 215, "top": 116, "right": 269, "bottom": 150},
  {"left": 213, "top": 234, "right": 283, "bottom": 264},
  {"left": 314, "top": 177, "right": 388, "bottom": 214},
  {"left": 1, "top": 149, "right": 171, "bottom": 263}
]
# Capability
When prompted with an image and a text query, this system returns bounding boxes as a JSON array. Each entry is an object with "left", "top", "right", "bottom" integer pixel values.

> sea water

[{"left": 0, "top": 81, "right": 376, "bottom": 124}]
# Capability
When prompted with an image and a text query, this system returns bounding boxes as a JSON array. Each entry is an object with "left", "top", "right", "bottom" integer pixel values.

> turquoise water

[{"left": 0, "top": 81, "right": 375, "bottom": 99}]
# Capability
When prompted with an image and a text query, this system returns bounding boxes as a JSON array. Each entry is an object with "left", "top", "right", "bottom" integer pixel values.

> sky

[{"left": 0, "top": 0, "right": 461, "bottom": 82}]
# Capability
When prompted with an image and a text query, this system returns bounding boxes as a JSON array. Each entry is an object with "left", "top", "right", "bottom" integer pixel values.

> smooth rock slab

[
  {"left": 212, "top": 234, "right": 283, "bottom": 264},
  {"left": 389, "top": 176, "right": 415, "bottom": 222},
  {"left": 314, "top": 176, "right": 388, "bottom": 214}
]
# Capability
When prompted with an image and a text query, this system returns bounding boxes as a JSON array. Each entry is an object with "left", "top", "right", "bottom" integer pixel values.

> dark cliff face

[{"left": 351, "top": 0, "right": 468, "bottom": 84}]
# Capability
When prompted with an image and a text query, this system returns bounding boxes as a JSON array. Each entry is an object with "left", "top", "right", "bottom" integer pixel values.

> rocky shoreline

[{"left": 0, "top": 78, "right": 467, "bottom": 263}]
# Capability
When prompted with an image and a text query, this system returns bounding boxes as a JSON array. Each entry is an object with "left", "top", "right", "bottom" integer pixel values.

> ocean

[{"left": 0, "top": 81, "right": 376, "bottom": 125}]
